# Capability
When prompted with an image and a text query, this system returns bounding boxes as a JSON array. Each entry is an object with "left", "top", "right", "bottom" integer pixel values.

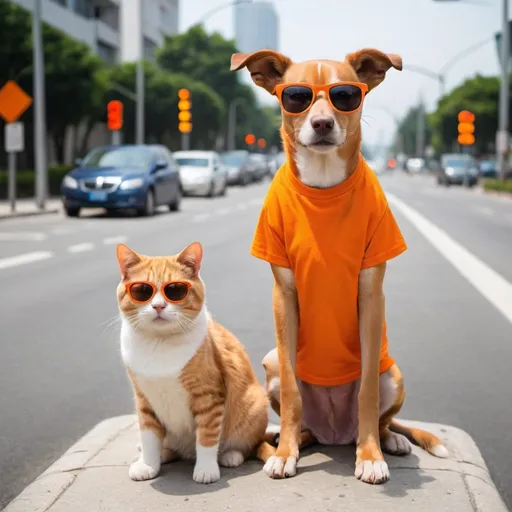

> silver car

[{"left": 175, "top": 151, "right": 228, "bottom": 197}]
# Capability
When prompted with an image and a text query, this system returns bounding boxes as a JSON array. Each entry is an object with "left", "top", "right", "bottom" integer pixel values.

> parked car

[
  {"left": 268, "top": 151, "right": 286, "bottom": 178},
  {"left": 479, "top": 159, "right": 498, "bottom": 179},
  {"left": 437, "top": 153, "right": 479, "bottom": 187},
  {"left": 60, "top": 144, "right": 181, "bottom": 217},
  {"left": 248, "top": 153, "right": 270, "bottom": 181},
  {"left": 406, "top": 157, "right": 428, "bottom": 173},
  {"left": 174, "top": 150, "right": 227, "bottom": 197},
  {"left": 220, "top": 150, "right": 253, "bottom": 186}
]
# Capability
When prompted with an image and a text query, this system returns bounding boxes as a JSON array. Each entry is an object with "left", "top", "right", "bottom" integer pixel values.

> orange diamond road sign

[{"left": 0, "top": 81, "right": 33, "bottom": 123}]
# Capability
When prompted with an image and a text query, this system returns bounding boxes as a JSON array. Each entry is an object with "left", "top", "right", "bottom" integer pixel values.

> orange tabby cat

[{"left": 116, "top": 241, "right": 275, "bottom": 484}]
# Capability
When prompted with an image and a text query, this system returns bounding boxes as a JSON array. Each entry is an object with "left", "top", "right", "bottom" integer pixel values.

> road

[{"left": 1, "top": 172, "right": 512, "bottom": 509}]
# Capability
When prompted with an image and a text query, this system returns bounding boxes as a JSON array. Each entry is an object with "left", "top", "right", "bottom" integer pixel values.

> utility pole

[
  {"left": 416, "top": 98, "right": 425, "bottom": 159},
  {"left": 135, "top": 0, "right": 144, "bottom": 144},
  {"left": 33, "top": 0, "right": 47, "bottom": 210},
  {"left": 497, "top": 0, "right": 510, "bottom": 181}
]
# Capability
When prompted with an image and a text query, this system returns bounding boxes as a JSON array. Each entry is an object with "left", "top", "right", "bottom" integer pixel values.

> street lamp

[
  {"left": 33, "top": 0, "right": 47, "bottom": 211},
  {"left": 227, "top": 98, "right": 247, "bottom": 151},
  {"left": 432, "top": 0, "right": 508, "bottom": 179},
  {"left": 368, "top": 105, "right": 404, "bottom": 155},
  {"left": 196, "top": 0, "right": 252, "bottom": 25},
  {"left": 136, "top": 0, "right": 144, "bottom": 144}
]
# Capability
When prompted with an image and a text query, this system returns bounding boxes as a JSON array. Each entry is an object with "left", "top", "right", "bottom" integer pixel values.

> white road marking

[
  {"left": 192, "top": 213, "right": 211, "bottom": 222},
  {"left": 216, "top": 207, "right": 231, "bottom": 216},
  {"left": 51, "top": 227, "right": 74, "bottom": 235},
  {"left": 103, "top": 236, "right": 128, "bottom": 245},
  {"left": 387, "top": 192, "right": 512, "bottom": 325},
  {"left": 237, "top": 203, "right": 247, "bottom": 210},
  {"left": 249, "top": 197, "right": 264, "bottom": 205},
  {"left": 67, "top": 243, "right": 95, "bottom": 253},
  {"left": 0, "top": 251, "right": 54, "bottom": 270},
  {"left": 0, "top": 232, "right": 47, "bottom": 241},
  {"left": 474, "top": 206, "right": 495, "bottom": 217}
]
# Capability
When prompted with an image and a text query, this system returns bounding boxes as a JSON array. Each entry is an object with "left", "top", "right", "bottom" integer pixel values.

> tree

[
  {"left": 394, "top": 105, "right": 432, "bottom": 156},
  {"left": 429, "top": 75, "right": 503, "bottom": 155}
]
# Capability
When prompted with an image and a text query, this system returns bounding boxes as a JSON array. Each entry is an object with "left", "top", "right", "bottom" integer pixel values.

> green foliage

[
  {"left": 429, "top": 75, "right": 501, "bottom": 155},
  {"left": 0, "top": 165, "right": 72, "bottom": 199},
  {"left": 394, "top": 105, "right": 432, "bottom": 156},
  {"left": 483, "top": 178, "right": 512, "bottom": 194}
]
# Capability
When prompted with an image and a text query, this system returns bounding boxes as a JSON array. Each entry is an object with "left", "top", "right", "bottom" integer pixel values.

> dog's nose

[{"left": 311, "top": 116, "right": 334, "bottom": 135}]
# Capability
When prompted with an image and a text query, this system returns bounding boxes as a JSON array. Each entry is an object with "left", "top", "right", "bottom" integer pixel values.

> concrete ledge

[{"left": 2, "top": 416, "right": 508, "bottom": 512}]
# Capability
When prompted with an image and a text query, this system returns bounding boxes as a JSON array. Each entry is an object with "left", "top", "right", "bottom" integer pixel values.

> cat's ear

[
  {"left": 177, "top": 242, "right": 203, "bottom": 277},
  {"left": 116, "top": 243, "right": 142, "bottom": 278}
]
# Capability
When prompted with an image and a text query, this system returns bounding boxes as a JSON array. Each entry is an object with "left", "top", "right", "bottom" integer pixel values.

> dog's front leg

[
  {"left": 263, "top": 264, "right": 302, "bottom": 479},
  {"left": 355, "top": 262, "right": 389, "bottom": 484}
]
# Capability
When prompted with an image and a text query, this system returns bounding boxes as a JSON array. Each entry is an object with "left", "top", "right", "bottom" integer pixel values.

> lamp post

[
  {"left": 135, "top": 0, "right": 144, "bottom": 144},
  {"left": 195, "top": 0, "right": 252, "bottom": 25},
  {"left": 227, "top": 98, "right": 246, "bottom": 151},
  {"left": 33, "top": 0, "right": 47, "bottom": 210}
]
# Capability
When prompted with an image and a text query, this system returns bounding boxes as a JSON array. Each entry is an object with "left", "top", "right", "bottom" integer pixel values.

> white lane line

[
  {"left": 0, "top": 232, "right": 47, "bottom": 241},
  {"left": 192, "top": 213, "right": 211, "bottom": 222},
  {"left": 67, "top": 243, "right": 95, "bottom": 253},
  {"left": 0, "top": 251, "right": 54, "bottom": 270},
  {"left": 237, "top": 203, "right": 247, "bottom": 210},
  {"left": 387, "top": 192, "right": 512, "bottom": 325},
  {"left": 475, "top": 206, "right": 494, "bottom": 217},
  {"left": 248, "top": 197, "right": 264, "bottom": 205},
  {"left": 216, "top": 207, "right": 231, "bottom": 216},
  {"left": 51, "top": 227, "right": 74, "bottom": 235},
  {"left": 103, "top": 236, "right": 128, "bottom": 245}
]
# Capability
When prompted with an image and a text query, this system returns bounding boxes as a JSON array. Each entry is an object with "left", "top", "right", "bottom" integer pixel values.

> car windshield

[
  {"left": 444, "top": 159, "right": 470, "bottom": 169},
  {"left": 221, "top": 152, "right": 246, "bottom": 165},
  {"left": 480, "top": 160, "right": 496, "bottom": 171},
  {"left": 176, "top": 157, "right": 209, "bottom": 167},
  {"left": 81, "top": 146, "right": 154, "bottom": 168}
]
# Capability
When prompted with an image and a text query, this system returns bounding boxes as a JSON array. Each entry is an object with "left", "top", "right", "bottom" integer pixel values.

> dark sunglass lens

[
  {"left": 129, "top": 283, "right": 154, "bottom": 302},
  {"left": 164, "top": 283, "right": 189, "bottom": 302},
  {"left": 281, "top": 86, "right": 313, "bottom": 114},
  {"left": 329, "top": 85, "right": 362, "bottom": 112}
]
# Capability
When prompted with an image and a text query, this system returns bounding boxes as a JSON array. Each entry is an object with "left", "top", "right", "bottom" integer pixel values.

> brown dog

[{"left": 231, "top": 48, "right": 449, "bottom": 485}]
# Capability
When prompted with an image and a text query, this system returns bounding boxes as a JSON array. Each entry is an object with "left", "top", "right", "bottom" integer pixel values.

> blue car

[{"left": 61, "top": 144, "right": 182, "bottom": 217}]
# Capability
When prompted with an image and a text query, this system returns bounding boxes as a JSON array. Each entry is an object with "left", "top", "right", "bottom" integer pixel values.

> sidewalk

[
  {"left": 0, "top": 198, "right": 61, "bottom": 220},
  {"left": 2, "top": 415, "right": 508, "bottom": 512}
]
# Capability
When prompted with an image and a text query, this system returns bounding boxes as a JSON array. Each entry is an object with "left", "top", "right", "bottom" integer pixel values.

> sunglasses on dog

[
  {"left": 125, "top": 281, "right": 191, "bottom": 304},
  {"left": 275, "top": 82, "right": 368, "bottom": 116}
]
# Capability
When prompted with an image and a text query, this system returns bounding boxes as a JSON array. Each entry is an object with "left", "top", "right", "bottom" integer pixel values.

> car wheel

[
  {"left": 65, "top": 206, "right": 80, "bottom": 217},
  {"left": 240, "top": 173, "right": 249, "bottom": 186},
  {"left": 138, "top": 189, "right": 155, "bottom": 217},
  {"left": 169, "top": 189, "right": 181, "bottom": 212},
  {"left": 207, "top": 180, "right": 216, "bottom": 198},
  {"left": 220, "top": 181, "right": 227, "bottom": 196}
]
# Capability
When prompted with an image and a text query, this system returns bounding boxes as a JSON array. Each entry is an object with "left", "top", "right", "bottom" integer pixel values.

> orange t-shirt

[{"left": 251, "top": 154, "right": 407, "bottom": 386}]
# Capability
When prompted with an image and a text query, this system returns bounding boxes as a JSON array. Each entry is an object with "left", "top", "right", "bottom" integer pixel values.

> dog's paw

[
  {"left": 355, "top": 460, "right": 390, "bottom": 484},
  {"left": 219, "top": 450, "right": 245, "bottom": 468},
  {"left": 129, "top": 459, "right": 160, "bottom": 481},
  {"left": 382, "top": 432, "right": 412, "bottom": 456},
  {"left": 193, "top": 460, "right": 221, "bottom": 484}
]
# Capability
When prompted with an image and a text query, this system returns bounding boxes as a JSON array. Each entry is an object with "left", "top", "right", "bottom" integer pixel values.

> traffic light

[
  {"left": 257, "top": 138, "right": 266, "bottom": 149},
  {"left": 107, "top": 100, "right": 123, "bottom": 131},
  {"left": 245, "top": 133, "right": 256, "bottom": 145},
  {"left": 457, "top": 110, "right": 475, "bottom": 146},
  {"left": 178, "top": 88, "right": 192, "bottom": 133}
]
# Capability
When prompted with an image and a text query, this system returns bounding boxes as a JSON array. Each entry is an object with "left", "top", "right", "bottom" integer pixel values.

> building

[
  {"left": 10, "top": 0, "right": 179, "bottom": 65},
  {"left": 234, "top": 1, "right": 279, "bottom": 54}
]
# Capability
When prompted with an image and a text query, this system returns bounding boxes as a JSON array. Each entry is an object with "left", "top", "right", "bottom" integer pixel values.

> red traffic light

[
  {"left": 458, "top": 110, "right": 475, "bottom": 124},
  {"left": 107, "top": 100, "right": 123, "bottom": 131},
  {"left": 245, "top": 133, "right": 256, "bottom": 145}
]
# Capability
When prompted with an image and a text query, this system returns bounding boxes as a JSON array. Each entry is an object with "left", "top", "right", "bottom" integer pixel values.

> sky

[{"left": 181, "top": 0, "right": 505, "bottom": 149}]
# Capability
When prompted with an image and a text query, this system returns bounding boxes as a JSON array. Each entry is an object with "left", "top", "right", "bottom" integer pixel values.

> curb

[
  {"left": 2, "top": 415, "right": 136, "bottom": 512},
  {"left": 2, "top": 417, "right": 509, "bottom": 512},
  {"left": 0, "top": 208, "right": 60, "bottom": 221}
]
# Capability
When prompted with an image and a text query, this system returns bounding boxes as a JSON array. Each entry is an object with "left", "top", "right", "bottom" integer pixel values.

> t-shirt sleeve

[
  {"left": 361, "top": 204, "right": 407, "bottom": 269},
  {"left": 250, "top": 203, "right": 291, "bottom": 268}
]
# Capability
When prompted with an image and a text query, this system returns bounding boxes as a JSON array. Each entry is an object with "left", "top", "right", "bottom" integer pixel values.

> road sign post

[{"left": 5, "top": 122, "right": 25, "bottom": 213}]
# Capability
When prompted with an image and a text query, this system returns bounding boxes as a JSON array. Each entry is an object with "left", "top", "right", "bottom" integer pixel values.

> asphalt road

[{"left": 1, "top": 172, "right": 512, "bottom": 509}]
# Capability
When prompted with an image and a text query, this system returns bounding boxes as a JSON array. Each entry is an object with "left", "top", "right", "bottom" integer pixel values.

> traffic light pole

[
  {"left": 181, "top": 133, "right": 190, "bottom": 151},
  {"left": 111, "top": 130, "right": 121, "bottom": 145},
  {"left": 497, "top": 0, "right": 510, "bottom": 181}
]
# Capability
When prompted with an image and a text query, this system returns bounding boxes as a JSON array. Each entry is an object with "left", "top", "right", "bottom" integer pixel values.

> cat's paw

[
  {"left": 219, "top": 450, "right": 245, "bottom": 468},
  {"left": 129, "top": 459, "right": 160, "bottom": 481},
  {"left": 193, "top": 460, "right": 221, "bottom": 484}
]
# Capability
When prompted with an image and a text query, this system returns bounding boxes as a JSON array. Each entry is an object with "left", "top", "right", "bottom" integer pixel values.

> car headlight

[
  {"left": 120, "top": 178, "right": 144, "bottom": 190},
  {"left": 63, "top": 175, "right": 78, "bottom": 189},
  {"left": 446, "top": 168, "right": 454, "bottom": 176}
]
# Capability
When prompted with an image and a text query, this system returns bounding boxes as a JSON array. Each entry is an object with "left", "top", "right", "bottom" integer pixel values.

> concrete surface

[
  {"left": 2, "top": 173, "right": 512, "bottom": 508},
  {"left": 2, "top": 415, "right": 508, "bottom": 512},
  {"left": 0, "top": 198, "right": 61, "bottom": 219}
]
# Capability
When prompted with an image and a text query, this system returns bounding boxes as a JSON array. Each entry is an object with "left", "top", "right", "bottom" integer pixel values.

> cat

[{"left": 115, "top": 241, "right": 276, "bottom": 484}]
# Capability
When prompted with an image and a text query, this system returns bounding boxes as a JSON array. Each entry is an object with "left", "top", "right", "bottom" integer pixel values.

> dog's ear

[
  {"left": 230, "top": 49, "right": 293, "bottom": 94},
  {"left": 346, "top": 49, "right": 402, "bottom": 92}
]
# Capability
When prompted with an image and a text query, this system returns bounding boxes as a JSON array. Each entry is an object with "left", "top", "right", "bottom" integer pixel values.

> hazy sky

[{"left": 181, "top": 0, "right": 504, "bottom": 148}]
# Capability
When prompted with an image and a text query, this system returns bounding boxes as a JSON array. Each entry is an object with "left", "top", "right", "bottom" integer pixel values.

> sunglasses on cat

[
  {"left": 275, "top": 82, "right": 368, "bottom": 116},
  {"left": 125, "top": 281, "right": 191, "bottom": 304}
]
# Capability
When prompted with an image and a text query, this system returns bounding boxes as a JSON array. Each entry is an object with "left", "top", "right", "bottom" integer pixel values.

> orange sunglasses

[
  {"left": 275, "top": 82, "right": 368, "bottom": 116},
  {"left": 125, "top": 281, "right": 191, "bottom": 304}
]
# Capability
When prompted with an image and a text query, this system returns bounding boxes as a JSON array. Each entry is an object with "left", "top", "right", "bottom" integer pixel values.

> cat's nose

[{"left": 152, "top": 303, "right": 166, "bottom": 312}]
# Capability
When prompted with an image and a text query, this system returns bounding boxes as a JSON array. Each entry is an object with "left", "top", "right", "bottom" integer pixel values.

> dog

[{"left": 230, "top": 48, "right": 449, "bottom": 485}]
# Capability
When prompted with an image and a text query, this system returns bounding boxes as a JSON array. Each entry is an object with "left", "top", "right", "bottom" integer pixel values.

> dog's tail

[{"left": 389, "top": 419, "right": 449, "bottom": 458}]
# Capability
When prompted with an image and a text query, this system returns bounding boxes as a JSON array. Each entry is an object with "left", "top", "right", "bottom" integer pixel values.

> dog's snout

[{"left": 310, "top": 116, "right": 334, "bottom": 135}]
